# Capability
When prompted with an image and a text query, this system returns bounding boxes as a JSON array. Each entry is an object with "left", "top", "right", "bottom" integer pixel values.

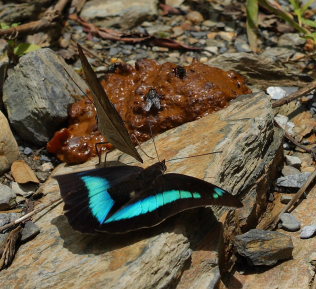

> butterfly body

[{"left": 54, "top": 161, "right": 242, "bottom": 234}]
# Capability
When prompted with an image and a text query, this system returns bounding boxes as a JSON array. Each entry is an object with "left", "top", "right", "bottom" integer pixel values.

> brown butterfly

[{"left": 77, "top": 44, "right": 143, "bottom": 163}]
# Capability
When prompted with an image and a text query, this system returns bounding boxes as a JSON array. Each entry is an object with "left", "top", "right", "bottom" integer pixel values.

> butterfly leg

[{"left": 95, "top": 142, "right": 110, "bottom": 165}]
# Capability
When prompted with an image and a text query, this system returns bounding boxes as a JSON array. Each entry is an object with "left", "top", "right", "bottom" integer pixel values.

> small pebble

[
  {"left": 274, "top": 114, "right": 295, "bottom": 134},
  {"left": 40, "top": 162, "right": 54, "bottom": 172},
  {"left": 280, "top": 213, "right": 301, "bottom": 231},
  {"left": 281, "top": 195, "right": 292, "bottom": 204},
  {"left": 285, "top": 155, "right": 302, "bottom": 168},
  {"left": 282, "top": 165, "right": 301, "bottom": 176},
  {"left": 23, "top": 147, "right": 33, "bottom": 155},
  {"left": 186, "top": 11, "right": 204, "bottom": 24},
  {"left": 21, "top": 221, "right": 40, "bottom": 243},
  {"left": 276, "top": 172, "right": 311, "bottom": 188},
  {"left": 300, "top": 225, "right": 316, "bottom": 239},
  {"left": 40, "top": 155, "right": 51, "bottom": 162},
  {"left": 0, "top": 184, "right": 16, "bottom": 210},
  {"left": 11, "top": 182, "right": 36, "bottom": 198}
]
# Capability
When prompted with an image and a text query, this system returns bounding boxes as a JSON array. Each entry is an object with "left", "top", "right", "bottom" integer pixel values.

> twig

[
  {"left": 272, "top": 79, "right": 316, "bottom": 108},
  {"left": 0, "top": 0, "right": 71, "bottom": 37},
  {"left": 275, "top": 121, "right": 316, "bottom": 160},
  {"left": 283, "top": 129, "right": 316, "bottom": 160},
  {"left": 0, "top": 197, "right": 62, "bottom": 233}
]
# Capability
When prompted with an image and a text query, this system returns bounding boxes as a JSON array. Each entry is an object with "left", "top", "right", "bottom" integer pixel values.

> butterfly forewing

[{"left": 77, "top": 44, "right": 143, "bottom": 163}]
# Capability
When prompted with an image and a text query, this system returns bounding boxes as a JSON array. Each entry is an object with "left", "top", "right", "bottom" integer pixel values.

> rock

[
  {"left": 285, "top": 155, "right": 302, "bottom": 168},
  {"left": 0, "top": 111, "right": 19, "bottom": 174},
  {"left": 266, "top": 86, "right": 298, "bottom": 100},
  {"left": 0, "top": 92, "right": 283, "bottom": 288},
  {"left": 234, "top": 229, "right": 294, "bottom": 266},
  {"left": 11, "top": 182, "right": 37, "bottom": 198},
  {"left": 278, "top": 33, "right": 306, "bottom": 47},
  {"left": 280, "top": 213, "right": 301, "bottom": 231},
  {"left": 230, "top": 186, "right": 316, "bottom": 288},
  {"left": 0, "top": 3, "right": 39, "bottom": 24},
  {"left": 276, "top": 172, "right": 311, "bottom": 188},
  {"left": 282, "top": 165, "right": 301, "bottom": 176},
  {"left": 274, "top": 114, "right": 295, "bottom": 134},
  {"left": 3, "top": 48, "right": 87, "bottom": 146},
  {"left": 186, "top": 11, "right": 204, "bottom": 24},
  {"left": 0, "top": 212, "right": 21, "bottom": 227},
  {"left": 0, "top": 184, "right": 16, "bottom": 210},
  {"left": 300, "top": 225, "right": 316, "bottom": 239},
  {"left": 280, "top": 194, "right": 292, "bottom": 204},
  {"left": 21, "top": 221, "right": 40, "bottom": 243},
  {"left": 209, "top": 53, "right": 312, "bottom": 88},
  {"left": 234, "top": 36, "right": 251, "bottom": 52},
  {"left": 80, "top": 0, "right": 158, "bottom": 29},
  {"left": 23, "top": 147, "right": 33, "bottom": 156},
  {"left": 39, "top": 162, "right": 54, "bottom": 172}
]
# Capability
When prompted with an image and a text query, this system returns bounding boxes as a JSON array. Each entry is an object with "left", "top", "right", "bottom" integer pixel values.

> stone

[
  {"left": 276, "top": 172, "right": 311, "bottom": 188},
  {"left": 234, "top": 36, "right": 251, "bottom": 52},
  {"left": 80, "top": 0, "right": 158, "bottom": 29},
  {"left": 0, "top": 92, "right": 283, "bottom": 288},
  {"left": 3, "top": 49, "right": 87, "bottom": 145},
  {"left": 234, "top": 229, "right": 294, "bottom": 266},
  {"left": 282, "top": 165, "right": 301, "bottom": 176},
  {"left": 266, "top": 86, "right": 298, "bottom": 100},
  {"left": 0, "top": 3, "right": 39, "bottom": 24},
  {"left": 11, "top": 182, "right": 37, "bottom": 198},
  {"left": 209, "top": 53, "right": 312, "bottom": 88},
  {"left": 39, "top": 162, "right": 54, "bottom": 172},
  {"left": 0, "top": 184, "right": 16, "bottom": 210},
  {"left": 274, "top": 114, "right": 295, "bottom": 134},
  {"left": 230, "top": 186, "right": 316, "bottom": 288},
  {"left": 186, "top": 11, "right": 204, "bottom": 24},
  {"left": 280, "top": 194, "right": 292, "bottom": 204},
  {"left": 23, "top": 147, "right": 33, "bottom": 156},
  {"left": 280, "top": 213, "right": 301, "bottom": 231},
  {"left": 0, "top": 212, "right": 21, "bottom": 227},
  {"left": 21, "top": 221, "right": 40, "bottom": 243},
  {"left": 300, "top": 225, "right": 316, "bottom": 239},
  {"left": 285, "top": 155, "right": 302, "bottom": 167},
  {"left": 0, "top": 111, "right": 19, "bottom": 174},
  {"left": 278, "top": 33, "right": 306, "bottom": 47}
]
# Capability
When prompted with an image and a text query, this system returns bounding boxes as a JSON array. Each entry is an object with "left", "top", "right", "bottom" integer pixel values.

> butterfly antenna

[
  {"left": 63, "top": 68, "right": 94, "bottom": 104},
  {"left": 165, "top": 151, "right": 222, "bottom": 162},
  {"left": 131, "top": 134, "right": 154, "bottom": 160},
  {"left": 149, "top": 122, "right": 160, "bottom": 162}
]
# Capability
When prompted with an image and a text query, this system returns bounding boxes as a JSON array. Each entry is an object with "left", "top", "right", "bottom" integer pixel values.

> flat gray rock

[
  {"left": 276, "top": 172, "right": 311, "bottom": 188},
  {"left": 300, "top": 225, "right": 316, "bottom": 239},
  {"left": 0, "top": 92, "right": 283, "bottom": 289},
  {"left": 0, "top": 183, "right": 16, "bottom": 210},
  {"left": 80, "top": 0, "right": 158, "bottom": 29},
  {"left": 280, "top": 213, "right": 301, "bottom": 232},
  {"left": 3, "top": 48, "right": 87, "bottom": 145},
  {"left": 234, "top": 229, "right": 293, "bottom": 266}
]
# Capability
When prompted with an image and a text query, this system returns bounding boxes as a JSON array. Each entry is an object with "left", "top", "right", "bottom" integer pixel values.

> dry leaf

[
  {"left": 11, "top": 160, "right": 39, "bottom": 184},
  {"left": 292, "top": 111, "right": 316, "bottom": 141}
]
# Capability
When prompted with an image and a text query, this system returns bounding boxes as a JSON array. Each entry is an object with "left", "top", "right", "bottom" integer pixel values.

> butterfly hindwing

[
  {"left": 77, "top": 44, "right": 143, "bottom": 163},
  {"left": 96, "top": 173, "right": 242, "bottom": 233},
  {"left": 54, "top": 165, "right": 144, "bottom": 233}
]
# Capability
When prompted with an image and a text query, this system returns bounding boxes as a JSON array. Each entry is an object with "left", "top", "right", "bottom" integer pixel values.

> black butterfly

[{"left": 54, "top": 160, "right": 242, "bottom": 234}]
